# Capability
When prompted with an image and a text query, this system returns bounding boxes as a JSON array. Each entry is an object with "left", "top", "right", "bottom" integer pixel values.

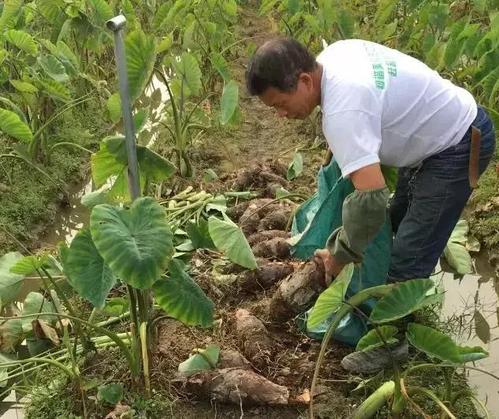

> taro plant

[
  {"left": 263, "top": 0, "right": 499, "bottom": 128},
  {"left": 150, "top": 0, "right": 239, "bottom": 91},
  {"left": 306, "top": 267, "right": 493, "bottom": 418},
  {"left": 155, "top": 60, "right": 239, "bottom": 177},
  {"left": 0, "top": 0, "right": 111, "bottom": 176}
]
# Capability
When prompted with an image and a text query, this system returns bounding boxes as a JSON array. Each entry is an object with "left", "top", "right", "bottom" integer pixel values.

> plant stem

[
  {"left": 352, "top": 381, "right": 395, "bottom": 419},
  {"left": 0, "top": 357, "right": 75, "bottom": 378},
  {"left": 392, "top": 367, "right": 405, "bottom": 415},
  {"left": 443, "top": 368, "right": 453, "bottom": 403},
  {"left": 404, "top": 363, "right": 455, "bottom": 380},
  {"left": 126, "top": 284, "right": 141, "bottom": 375},
  {"left": 309, "top": 284, "right": 394, "bottom": 419},
  {"left": 140, "top": 322, "right": 151, "bottom": 399},
  {"left": 0, "top": 313, "right": 138, "bottom": 376},
  {"left": 95, "top": 311, "right": 130, "bottom": 328},
  {"left": 4, "top": 336, "right": 129, "bottom": 382},
  {"left": 48, "top": 142, "right": 94, "bottom": 155}
]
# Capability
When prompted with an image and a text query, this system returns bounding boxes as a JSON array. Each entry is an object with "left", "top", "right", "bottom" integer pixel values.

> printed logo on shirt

[{"left": 363, "top": 42, "right": 397, "bottom": 89}]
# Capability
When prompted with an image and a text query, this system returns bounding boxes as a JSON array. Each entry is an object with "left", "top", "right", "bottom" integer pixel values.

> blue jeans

[{"left": 388, "top": 106, "right": 496, "bottom": 282}]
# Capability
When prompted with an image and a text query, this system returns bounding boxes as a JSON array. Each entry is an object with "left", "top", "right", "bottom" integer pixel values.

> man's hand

[{"left": 313, "top": 248, "right": 346, "bottom": 286}]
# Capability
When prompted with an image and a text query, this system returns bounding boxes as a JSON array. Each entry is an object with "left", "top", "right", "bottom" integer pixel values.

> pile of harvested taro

[{"left": 152, "top": 162, "right": 354, "bottom": 417}]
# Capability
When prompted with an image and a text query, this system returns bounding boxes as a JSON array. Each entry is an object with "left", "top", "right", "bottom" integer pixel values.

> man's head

[{"left": 245, "top": 37, "right": 321, "bottom": 119}]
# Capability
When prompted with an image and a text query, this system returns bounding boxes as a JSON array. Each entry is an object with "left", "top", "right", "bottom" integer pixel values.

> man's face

[{"left": 259, "top": 73, "right": 315, "bottom": 119}]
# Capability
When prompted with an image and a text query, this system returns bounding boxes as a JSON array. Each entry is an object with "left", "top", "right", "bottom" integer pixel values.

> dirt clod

[
  {"left": 252, "top": 237, "right": 291, "bottom": 259},
  {"left": 247, "top": 230, "right": 290, "bottom": 246},
  {"left": 237, "top": 260, "right": 294, "bottom": 292},
  {"left": 258, "top": 209, "right": 292, "bottom": 232},
  {"left": 232, "top": 163, "right": 289, "bottom": 196},
  {"left": 226, "top": 200, "right": 252, "bottom": 222}
]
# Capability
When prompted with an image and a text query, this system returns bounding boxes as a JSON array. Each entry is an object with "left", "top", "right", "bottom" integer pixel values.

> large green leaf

[
  {"left": 153, "top": 3, "right": 171, "bottom": 29},
  {"left": 443, "top": 220, "right": 473, "bottom": 274},
  {"left": 10, "top": 80, "right": 38, "bottom": 93},
  {"left": 90, "top": 197, "right": 173, "bottom": 289},
  {"left": 91, "top": 137, "right": 126, "bottom": 187},
  {"left": 220, "top": 80, "right": 239, "bottom": 125},
  {"left": 153, "top": 259, "right": 214, "bottom": 327},
  {"left": 4, "top": 29, "right": 38, "bottom": 55},
  {"left": 178, "top": 344, "right": 220, "bottom": 376},
  {"left": 407, "top": 323, "right": 488, "bottom": 363},
  {"left": 443, "top": 19, "right": 468, "bottom": 68},
  {"left": 156, "top": 33, "right": 173, "bottom": 54},
  {"left": 186, "top": 219, "right": 215, "bottom": 250},
  {"left": 208, "top": 214, "right": 257, "bottom": 269},
  {"left": 56, "top": 41, "right": 79, "bottom": 72},
  {"left": 0, "top": 108, "right": 33, "bottom": 142},
  {"left": 91, "top": 136, "right": 176, "bottom": 189},
  {"left": 337, "top": 9, "right": 355, "bottom": 38},
  {"left": 370, "top": 279, "right": 434, "bottom": 323},
  {"left": 89, "top": 0, "right": 114, "bottom": 26},
  {"left": 133, "top": 109, "right": 148, "bottom": 133},
  {"left": 10, "top": 255, "right": 49, "bottom": 275},
  {"left": 0, "top": 252, "right": 24, "bottom": 306},
  {"left": 212, "top": 53, "right": 230, "bottom": 82},
  {"left": 174, "top": 52, "right": 202, "bottom": 96},
  {"left": 307, "top": 263, "right": 354, "bottom": 329},
  {"left": 125, "top": 30, "right": 156, "bottom": 102},
  {"left": 37, "top": 0, "right": 63, "bottom": 24},
  {"left": 356, "top": 326, "right": 399, "bottom": 351},
  {"left": 38, "top": 79, "right": 71, "bottom": 102},
  {"left": 137, "top": 145, "right": 176, "bottom": 183},
  {"left": 38, "top": 55, "right": 69, "bottom": 82},
  {"left": 482, "top": 67, "right": 499, "bottom": 107},
  {"left": 106, "top": 93, "right": 122, "bottom": 123},
  {"left": 0, "top": 0, "right": 23, "bottom": 29},
  {"left": 63, "top": 229, "right": 117, "bottom": 308},
  {"left": 374, "top": 0, "right": 397, "bottom": 26}
]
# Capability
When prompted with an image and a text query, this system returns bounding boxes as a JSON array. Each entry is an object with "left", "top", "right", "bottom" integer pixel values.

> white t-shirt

[{"left": 317, "top": 40, "right": 477, "bottom": 177}]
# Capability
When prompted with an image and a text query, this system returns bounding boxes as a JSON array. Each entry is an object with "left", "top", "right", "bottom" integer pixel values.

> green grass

[
  {"left": 0, "top": 99, "right": 105, "bottom": 253},
  {"left": 24, "top": 348, "right": 173, "bottom": 419},
  {"left": 469, "top": 158, "right": 499, "bottom": 249}
]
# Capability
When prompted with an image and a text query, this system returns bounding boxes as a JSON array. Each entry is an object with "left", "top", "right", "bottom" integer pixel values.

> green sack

[{"left": 291, "top": 159, "right": 392, "bottom": 346}]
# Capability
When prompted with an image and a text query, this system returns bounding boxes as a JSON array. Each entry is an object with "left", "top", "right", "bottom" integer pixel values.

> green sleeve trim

[{"left": 327, "top": 187, "right": 390, "bottom": 265}]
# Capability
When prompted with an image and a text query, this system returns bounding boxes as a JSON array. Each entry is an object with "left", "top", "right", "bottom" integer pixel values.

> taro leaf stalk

[{"left": 155, "top": 67, "right": 209, "bottom": 178}]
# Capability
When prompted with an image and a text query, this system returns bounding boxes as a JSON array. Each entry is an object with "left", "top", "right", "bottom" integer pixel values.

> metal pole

[{"left": 106, "top": 15, "right": 141, "bottom": 200}]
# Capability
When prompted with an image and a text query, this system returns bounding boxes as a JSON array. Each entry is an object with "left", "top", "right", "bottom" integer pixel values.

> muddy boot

[{"left": 340, "top": 341, "right": 409, "bottom": 374}]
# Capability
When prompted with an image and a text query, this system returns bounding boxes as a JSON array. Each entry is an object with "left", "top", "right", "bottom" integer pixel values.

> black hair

[{"left": 245, "top": 37, "right": 318, "bottom": 96}]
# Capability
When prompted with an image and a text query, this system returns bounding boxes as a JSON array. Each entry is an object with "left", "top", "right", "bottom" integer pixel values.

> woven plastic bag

[{"left": 291, "top": 159, "right": 392, "bottom": 346}]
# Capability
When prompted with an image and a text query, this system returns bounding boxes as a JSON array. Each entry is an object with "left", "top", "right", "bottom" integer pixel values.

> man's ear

[{"left": 299, "top": 72, "right": 313, "bottom": 88}]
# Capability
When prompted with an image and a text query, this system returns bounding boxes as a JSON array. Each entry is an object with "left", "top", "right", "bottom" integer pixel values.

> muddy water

[{"left": 440, "top": 253, "right": 499, "bottom": 416}]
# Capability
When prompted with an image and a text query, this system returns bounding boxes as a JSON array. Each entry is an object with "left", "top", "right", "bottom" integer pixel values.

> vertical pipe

[{"left": 107, "top": 15, "right": 141, "bottom": 200}]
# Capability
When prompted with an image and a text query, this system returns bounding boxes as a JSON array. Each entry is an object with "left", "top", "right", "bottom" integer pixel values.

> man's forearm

[{"left": 327, "top": 187, "right": 390, "bottom": 265}]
